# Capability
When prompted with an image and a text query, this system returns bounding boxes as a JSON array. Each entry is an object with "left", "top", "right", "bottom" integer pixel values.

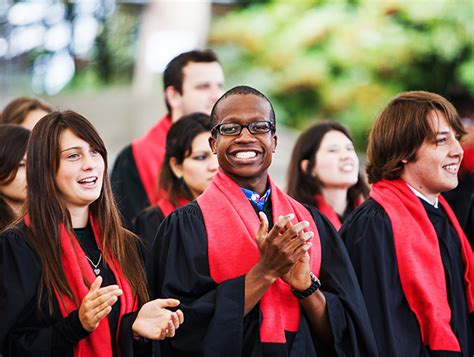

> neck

[
  {"left": 228, "top": 172, "right": 268, "bottom": 196},
  {"left": 400, "top": 175, "right": 439, "bottom": 205},
  {"left": 320, "top": 187, "right": 349, "bottom": 216},
  {"left": 67, "top": 206, "right": 90, "bottom": 228},
  {"left": 171, "top": 110, "right": 183, "bottom": 123},
  {"left": 3, "top": 197, "right": 23, "bottom": 215}
]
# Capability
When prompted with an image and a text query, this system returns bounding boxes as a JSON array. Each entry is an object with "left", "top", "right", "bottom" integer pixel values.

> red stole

[
  {"left": 460, "top": 145, "right": 474, "bottom": 173},
  {"left": 25, "top": 216, "right": 138, "bottom": 357},
  {"left": 155, "top": 195, "right": 190, "bottom": 217},
  {"left": 197, "top": 171, "right": 321, "bottom": 343},
  {"left": 131, "top": 115, "right": 172, "bottom": 204},
  {"left": 314, "top": 194, "right": 362, "bottom": 231},
  {"left": 370, "top": 179, "right": 474, "bottom": 352}
]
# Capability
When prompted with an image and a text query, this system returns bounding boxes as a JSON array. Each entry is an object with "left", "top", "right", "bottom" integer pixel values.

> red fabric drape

[
  {"left": 25, "top": 216, "right": 138, "bottom": 357},
  {"left": 198, "top": 170, "right": 321, "bottom": 343},
  {"left": 370, "top": 179, "right": 474, "bottom": 352},
  {"left": 131, "top": 115, "right": 172, "bottom": 204}
]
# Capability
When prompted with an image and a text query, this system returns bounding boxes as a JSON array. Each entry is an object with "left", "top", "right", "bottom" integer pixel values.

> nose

[
  {"left": 235, "top": 126, "right": 257, "bottom": 142},
  {"left": 82, "top": 153, "right": 97, "bottom": 170},
  {"left": 450, "top": 136, "right": 464, "bottom": 157}
]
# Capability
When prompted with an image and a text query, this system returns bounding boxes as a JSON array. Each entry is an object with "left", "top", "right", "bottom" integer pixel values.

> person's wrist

[
  {"left": 291, "top": 275, "right": 313, "bottom": 292},
  {"left": 291, "top": 272, "right": 321, "bottom": 299}
]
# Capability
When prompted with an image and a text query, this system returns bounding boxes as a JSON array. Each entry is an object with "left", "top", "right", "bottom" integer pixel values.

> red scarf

[
  {"left": 197, "top": 171, "right": 321, "bottom": 343},
  {"left": 314, "top": 194, "right": 363, "bottom": 231},
  {"left": 155, "top": 195, "right": 190, "bottom": 217},
  {"left": 25, "top": 216, "right": 138, "bottom": 357},
  {"left": 460, "top": 145, "right": 474, "bottom": 173},
  {"left": 131, "top": 115, "right": 172, "bottom": 204},
  {"left": 370, "top": 179, "right": 474, "bottom": 352}
]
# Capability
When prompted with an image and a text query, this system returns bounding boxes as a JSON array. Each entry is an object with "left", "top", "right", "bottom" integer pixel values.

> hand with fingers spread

[
  {"left": 255, "top": 212, "right": 312, "bottom": 280},
  {"left": 78, "top": 276, "right": 123, "bottom": 332},
  {"left": 132, "top": 298, "right": 184, "bottom": 340},
  {"left": 278, "top": 217, "right": 314, "bottom": 291}
]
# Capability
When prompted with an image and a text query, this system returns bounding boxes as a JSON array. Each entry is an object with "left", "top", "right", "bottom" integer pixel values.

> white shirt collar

[{"left": 406, "top": 183, "right": 438, "bottom": 208}]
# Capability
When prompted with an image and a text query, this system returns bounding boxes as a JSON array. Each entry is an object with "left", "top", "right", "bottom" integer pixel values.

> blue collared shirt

[{"left": 241, "top": 186, "right": 271, "bottom": 211}]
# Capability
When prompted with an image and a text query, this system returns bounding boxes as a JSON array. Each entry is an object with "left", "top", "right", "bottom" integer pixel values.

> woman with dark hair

[
  {"left": 0, "top": 124, "right": 30, "bottom": 230},
  {"left": 1, "top": 96, "right": 52, "bottom": 130},
  {"left": 287, "top": 121, "right": 369, "bottom": 230},
  {"left": 0, "top": 111, "right": 183, "bottom": 356},
  {"left": 134, "top": 112, "right": 218, "bottom": 245}
]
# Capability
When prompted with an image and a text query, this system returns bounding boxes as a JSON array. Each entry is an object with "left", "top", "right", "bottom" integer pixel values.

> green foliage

[
  {"left": 70, "top": 5, "right": 139, "bottom": 91},
  {"left": 210, "top": 0, "right": 474, "bottom": 149}
]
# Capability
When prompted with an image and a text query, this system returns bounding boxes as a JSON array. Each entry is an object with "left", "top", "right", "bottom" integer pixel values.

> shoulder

[
  {"left": 0, "top": 222, "right": 40, "bottom": 273},
  {"left": 136, "top": 206, "right": 165, "bottom": 224},
  {"left": 157, "top": 201, "right": 205, "bottom": 237},
  {"left": 301, "top": 203, "right": 335, "bottom": 234},
  {"left": 1, "top": 222, "right": 30, "bottom": 249},
  {"left": 111, "top": 145, "right": 134, "bottom": 172},
  {"left": 171, "top": 201, "right": 203, "bottom": 220},
  {"left": 340, "top": 198, "right": 393, "bottom": 246}
]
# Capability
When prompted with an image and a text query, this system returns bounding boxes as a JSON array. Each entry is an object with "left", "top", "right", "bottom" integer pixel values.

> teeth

[
  {"left": 340, "top": 164, "right": 354, "bottom": 172},
  {"left": 79, "top": 177, "right": 96, "bottom": 184},
  {"left": 443, "top": 165, "right": 457, "bottom": 173},
  {"left": 235, "top": 151, "right": 256, "bottom": 159}
]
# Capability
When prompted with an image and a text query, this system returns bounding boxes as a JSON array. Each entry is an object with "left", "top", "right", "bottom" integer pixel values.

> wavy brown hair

[
  {"left": 26, "top": 111, "right": 148, "bottom": 314},
  {"left": 366, "top": 91, "right": 466, "bottom": 183},
  {"left": 287, "top": 121, "right": 369, "bottom": 209},
  {"left": 1, "top": 97, "right": 52, "bottom": 125}
]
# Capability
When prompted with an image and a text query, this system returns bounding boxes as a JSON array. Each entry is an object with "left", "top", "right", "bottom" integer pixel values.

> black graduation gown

[
  {"left": 111, "top": 145, "right": 150, "bottom": 230},
  {"left": 152, "top": 199, "right": 377, "bottom": 357},
  {"left": 0, "top": 223, "right": 150, "bottom": 357},
  {"left": 340, "top": 198, "right": 474, "bottom": 357}
]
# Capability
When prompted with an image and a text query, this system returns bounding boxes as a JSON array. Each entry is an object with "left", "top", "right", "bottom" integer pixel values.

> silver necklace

[{"left": 85, "top": 253, "right": 102, "bottom": 276}]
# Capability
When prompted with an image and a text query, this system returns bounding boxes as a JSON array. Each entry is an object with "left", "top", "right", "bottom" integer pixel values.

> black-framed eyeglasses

[{"left": 211, "top": 121, "right": 275, "bottom": 137}]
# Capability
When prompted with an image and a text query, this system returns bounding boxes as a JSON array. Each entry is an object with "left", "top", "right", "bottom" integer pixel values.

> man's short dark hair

[
  {"left": 210, "top": 85, "right": 276, "bottom": 128},
  {"left": 163, "top": 49, "right": 220, "bottom": 114}
]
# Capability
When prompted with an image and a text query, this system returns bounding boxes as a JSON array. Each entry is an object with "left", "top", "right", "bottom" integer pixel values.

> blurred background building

[{"left": 1, "top": 0, "right": 473, "bottom": 185}]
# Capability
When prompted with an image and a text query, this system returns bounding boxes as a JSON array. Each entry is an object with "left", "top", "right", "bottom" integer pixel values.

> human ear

[
  {"left": 165, "top": 86, "right": 182, "bottom": 112},
  {"left": 169, "top": 157, "right": 183, "bottom": 179},
  {"left": 272, "top": 134, "right": 277, "bottom": 153},
  {"left": 209, "top": 136, "right": 217, "bottom": 155},
  {"left": 300, "top": 159, "right": 309, "bottom": 173}
]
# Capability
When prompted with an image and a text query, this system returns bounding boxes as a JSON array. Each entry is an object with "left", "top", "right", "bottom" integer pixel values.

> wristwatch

[{"left": 291, "top": 272, "right": 321, "bottom": 299}]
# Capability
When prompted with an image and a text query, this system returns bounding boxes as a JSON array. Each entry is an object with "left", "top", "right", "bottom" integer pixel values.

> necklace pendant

[{"left": 94, "top": 268, "right": 101, "bottom": 276}]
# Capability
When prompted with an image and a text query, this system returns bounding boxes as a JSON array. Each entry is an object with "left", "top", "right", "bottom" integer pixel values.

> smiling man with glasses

[{"left": 152, "top": 85, "right": 377, "bottom": 357}]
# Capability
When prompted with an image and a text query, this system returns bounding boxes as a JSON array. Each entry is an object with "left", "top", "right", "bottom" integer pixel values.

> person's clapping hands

[
  {"left": 255, "top": 212, "right": 312, "bottom": 283},
  {"left": 132, "top": 298, "right": 184, "bottom": 340}
]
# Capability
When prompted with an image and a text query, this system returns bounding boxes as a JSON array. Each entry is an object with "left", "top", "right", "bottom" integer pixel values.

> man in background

[{"left": 111, "top": 49, "right": 224, "bottom": 228}]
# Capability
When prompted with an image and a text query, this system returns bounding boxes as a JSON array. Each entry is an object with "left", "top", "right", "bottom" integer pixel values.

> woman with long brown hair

[
  {"left": 134, "top": 112, "right": 218, "bottom": 245},
  {"left": 0, "top": 111, "right": 183, "bottom": 356},
  {"left": 0, "top": 124, "right": 30, "bottom": 230},
  {"left": 287, "top": 121, "right": 369, "bottom": 230}
]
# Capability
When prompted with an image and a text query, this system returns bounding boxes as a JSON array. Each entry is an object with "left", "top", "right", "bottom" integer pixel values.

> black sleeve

[
  {"left": 153, "top": 203, "right": 245, "bottom": 357},
  {"left": 118, "top": 311, "right": 152, "bottom": 357},
  {"left": 304, "top": 204, "right": 378, "bottom": 357},
  {"left": 0, "top": 226, "right": 90, "bottom": 356},
  {"left": 111, "top": 145, "right": 150, "bottom": 230},
  {"left": 340, "top": 199, "right": 426, "bottom": 356}
]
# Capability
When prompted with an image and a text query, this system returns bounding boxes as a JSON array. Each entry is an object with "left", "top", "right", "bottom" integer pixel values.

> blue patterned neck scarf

[{"left": 241, "top": 186, "right": 271, "bottom": 211}]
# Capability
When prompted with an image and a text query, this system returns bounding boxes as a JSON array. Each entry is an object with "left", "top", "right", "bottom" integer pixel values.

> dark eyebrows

[{"left": 61, "top": 146, "right": 84, "bottom": 153}]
